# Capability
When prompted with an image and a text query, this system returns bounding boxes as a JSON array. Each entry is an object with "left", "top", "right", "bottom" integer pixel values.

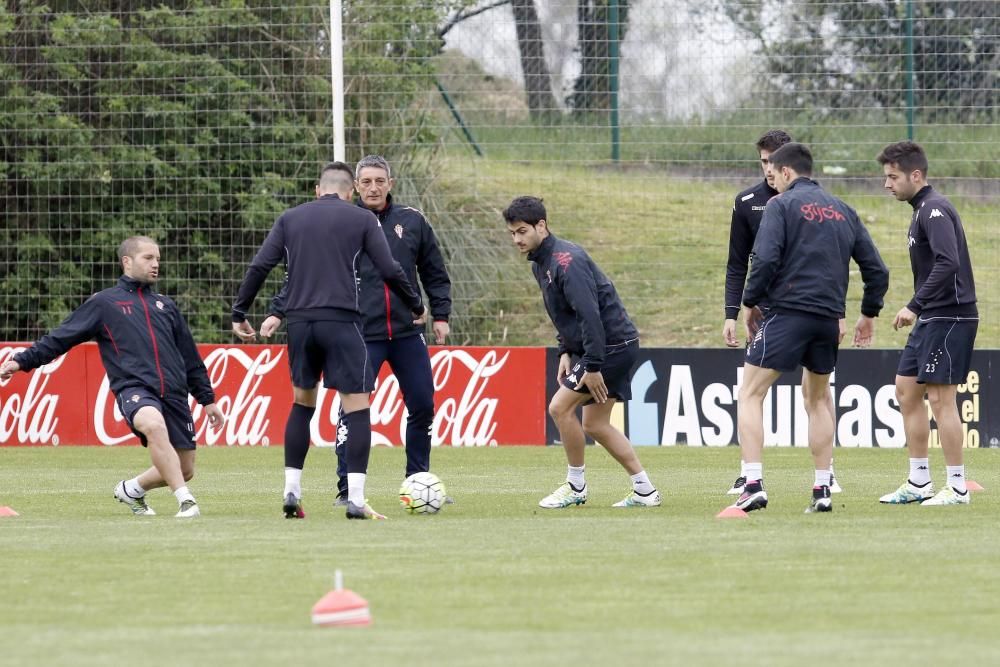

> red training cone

[
  {"left": 716, "top": 506, "right": 748, "bottom": 519},
  {"left": 967, "top": 480, "right": 985, "bottom": 492},
  {"left": 311, "top": 570, "right": 371, "bottom": 627},
  {"left": 0, "top": 506, "right": 19, "bottom": 517}
]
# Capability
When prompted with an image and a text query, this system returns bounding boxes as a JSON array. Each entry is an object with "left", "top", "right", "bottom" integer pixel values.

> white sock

[
  {"left": 745, "top": 462, "right": 763, "bottom": 483},
  {"left": 829, "top": 458, "right": 835, "bottom": 477},
  {"left": 740, "top": 460, "right": 748, "bottom": 477},
  {"left": 945, "top": 465, "right": 967, "bottom": 493},
  {"left": 630, "top": 470, "right": 655, "bottom": 495},
  {"left": 284, "top": 467, "right": 303, "bottom": 499},
  {"left": 566, "top": 465, "right": 586, "bottom": 490},
  {"left": 124, "top": 478, "right": 146, "bottom": 499},
  {"left": 909, "top": 458, "right": 931, "bottom": 486},
  {"left": 347, "top": 472, "right": 367, "bottom": 506},
  {"left": 174, "top": 485, "right": 195, "bottom": 505},
  {"left": 814, "top": 469, "right": 831, "bottom": 488}
]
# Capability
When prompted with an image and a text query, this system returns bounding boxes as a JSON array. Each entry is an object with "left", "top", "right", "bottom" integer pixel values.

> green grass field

[{"left": 2, "top": 446, "right": 999, "bottom": 666}]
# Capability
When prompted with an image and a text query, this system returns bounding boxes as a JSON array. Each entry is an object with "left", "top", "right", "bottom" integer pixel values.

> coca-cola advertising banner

[
  {"left": 0, "top": 343, "right": 546, "bottom": 447},
  {"left": 545, "top": 348, "right": 998, "bottom": 448}
]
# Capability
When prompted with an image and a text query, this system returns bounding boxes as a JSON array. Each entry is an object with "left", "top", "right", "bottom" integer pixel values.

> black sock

[
  {"left": 284, "top": 403, "right": 315, "bottom": 469},
  {"left": 341, "top": 408, "right": 372, "bottom": 474}
]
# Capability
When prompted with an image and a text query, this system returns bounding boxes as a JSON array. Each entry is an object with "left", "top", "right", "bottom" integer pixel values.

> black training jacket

[
  {"left": 527, "top": 234, "right": 638, "bottom": 372},
  {"left": 14, "top": 276, "right": 215, "bottom": 404},
  {"left": 743, "top": 177, "right": 889, "bottom": 319},
  {"left": 232, "top": 193, "right": 423, "bottom": 324},
  {"left": 271, "top": 195, "right": 451, "bottom": 340},
  {"left": 905, "top": 185, "right": 977, "bottom": 318},
  {"left": 725, "top": 179, "right": 778, "bottom": 319}
]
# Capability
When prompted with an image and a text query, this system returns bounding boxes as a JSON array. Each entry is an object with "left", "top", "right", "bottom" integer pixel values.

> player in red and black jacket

[
  {"left": 735, "top": 143, "right": 888, "bottom": 514},
  {"left": 877, "top": 140, "right": 978, "bottom": 506},
  {"left": 504, "top": 195, "right": 660, "bottom": 510},
  {"left": 0, "top": 236, "right": 224, "bottom": 518},
  {"left": 263, "top": 156, "right": 451, "bottom": 505}
]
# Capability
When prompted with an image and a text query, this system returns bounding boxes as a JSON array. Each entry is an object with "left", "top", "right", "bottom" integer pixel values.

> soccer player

[
  {"left": 0, "top": 236, "right": 225, "bottom": 518},
  {"left": 736, "top": 143, "right": 889, "bottom": 513},
  {"left": 722, "top": 129, "right": 842, "bottom": 497},
  {"left": 232, "top": 161, "right": 424, "bottom": 520},
  {"left": 262, "top": 155, "right": 452, "bottom": 505},
  {"left": 503, "top": 196, "right": 660, "bottom": 509},
  {"left": 876, "top": 141, "right": 978, "bottom": 506}
]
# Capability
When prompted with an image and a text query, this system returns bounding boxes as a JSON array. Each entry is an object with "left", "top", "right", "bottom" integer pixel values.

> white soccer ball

[{"left": 399, "top": 472, "right": 446, "bottom": 514}]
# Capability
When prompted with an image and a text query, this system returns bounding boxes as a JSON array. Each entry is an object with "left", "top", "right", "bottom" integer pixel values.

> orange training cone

[
  {"left": 716, "top": 506, "right": 748, "bottom": 519},
  {"left": 0, "top": 506, "right": 19, "bottom": 517},
  {"left": 311, "top": 570, "right": 371, "bottom": 627},
  {"left": 967, "top": 480, "right": 984, "bottom": 492}
]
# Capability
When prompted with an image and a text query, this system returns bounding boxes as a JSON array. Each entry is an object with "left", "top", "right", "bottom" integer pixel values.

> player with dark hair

[
  {"left": 722, "top": 130, "right": 842, "bottom": 496},
  {"left": 0, "top": 236, "right": 225, "bottom": 517},
  {"left": 232, "top": 161, "right": 424, "bottom": 520},
  {"left": 261, "top": 155, "right": 452, "bottom": 506},
  {"left": 504, "top": 196, "right": 660, "bottom": 509},
  {"left": 876, "top": 141, "right": 978, "bottom": 506},
  {"left": 735, "top": 143, "right": 889, "bottom": 513}
]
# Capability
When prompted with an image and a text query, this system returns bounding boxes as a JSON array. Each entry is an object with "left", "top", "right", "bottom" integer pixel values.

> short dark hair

[
  {"left": 318, "top": 161, "right": 354, "bottom": 191},
  {"left": 118, "top": 235, "right": 157, "bottom": 264},
  {"left": 502, "top": 196, "right": 547, "bottom": 226},
  {"left": 768, "top": 142, "right": 813, "bottom": 176},
  {"left": 876, "top": 141, "right": 929, "bottom": 176},
  {"left": 755, "top": 129, "right": 792, "bottom": 153}
]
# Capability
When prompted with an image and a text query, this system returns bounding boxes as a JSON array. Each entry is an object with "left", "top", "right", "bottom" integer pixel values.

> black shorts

[
  {"left": 560, "top": 338, "right": 639, "bottom": 402},
  {"left": 117, "top": 388, "right": 196, "bottom": 450},
  {"left": 287, "top": 319, "right": 373, "bottom": 392},
  {"left": 897, "top": 317, "right": 978, "bottom": 385},
  {"left": 745, "top": 310, "right": 839, "bottom": 374}
]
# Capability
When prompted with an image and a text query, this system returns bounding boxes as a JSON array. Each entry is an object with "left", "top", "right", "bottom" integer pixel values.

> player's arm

[
  {"left": 723, "top": 200, "right": 753, "bottom": 346},
  {"left": 364, "top": 215, "right": 424, "bottom": 318},
  {"left": 6, "top": 296, "right": 103, "bottom": 375},
  {"left": 232, "top": 216, "right": 287, "bottom": 338},
  {"left": 849, "top": 213, "right": 889, "bottom": 345},
  {"left": 557, "top": 256, "right": 608, "bottom": 402},
  {"left": 259, "top": 272, "right": 289, "bottom": 339},
  {"left": 416, "top": 218, "right": 452, "bottom": 343},
  {"left": 909, "top": 208, "right": 961, "bottom": 314}
]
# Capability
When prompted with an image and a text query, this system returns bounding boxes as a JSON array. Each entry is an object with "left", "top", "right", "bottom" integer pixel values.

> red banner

[{"left": 0, "top": 343, "right": 547, "bottom": 447}]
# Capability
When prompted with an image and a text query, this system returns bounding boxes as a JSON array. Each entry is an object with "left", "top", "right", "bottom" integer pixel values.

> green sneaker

[
  {"left": 538, "top": 482, "right": 587, "bottom": 509},
  {"left": 921, "top": 486, "right": 970, "bottom": 506},
  {"left": 879, "top": 480, "right": 934, "bottom": 504},
  {"left": 612, "top": 489, "right": 662, "bottom": 507},
  {"left": 114, "top": 481, "right": 155, "bottom": 516}
]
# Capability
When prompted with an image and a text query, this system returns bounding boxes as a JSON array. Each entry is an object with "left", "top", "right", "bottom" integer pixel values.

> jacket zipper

[
  {"left": 383, "top": 283, "right": 393, "bottom": 339},
  {"left": 137, "top": 287, "right": 166, "bottom": 397}
]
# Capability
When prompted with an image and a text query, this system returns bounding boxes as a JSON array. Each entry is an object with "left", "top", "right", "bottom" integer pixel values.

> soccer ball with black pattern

[{"left": 399, "top": 472, "right": 446, "bottom": 514}]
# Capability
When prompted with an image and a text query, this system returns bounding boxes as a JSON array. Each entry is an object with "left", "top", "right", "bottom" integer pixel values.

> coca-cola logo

[
  {"left": 0, "top": 346, "right": 65, "bottom": 445},
  {"left": 94, "top": 347, "right": 283, "bottom": 446},
  {"left": 309, "top": 348, "right": 508, "bottom": 447}
]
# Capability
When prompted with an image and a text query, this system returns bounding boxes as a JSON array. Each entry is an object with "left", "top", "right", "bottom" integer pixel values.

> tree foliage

[{"left": 715, "top": 0, "right": 997, "bottom": 121}]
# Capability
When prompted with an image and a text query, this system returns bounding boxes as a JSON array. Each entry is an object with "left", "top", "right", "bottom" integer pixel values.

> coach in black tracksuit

[
  {"left": 232, "top": 161, "right": 424, "bottom": 520},
  {"left": 268, "top": 156, "right": 452, "bottom": 501},
  {"left": 734, "top": 143, "right": 889, "bottom": 514},
  {"left": 0, "top": 236, "right": 223, "bottom": 517},
  {"left": 504, "top": 196, "right": 660, "bottom": 510}
]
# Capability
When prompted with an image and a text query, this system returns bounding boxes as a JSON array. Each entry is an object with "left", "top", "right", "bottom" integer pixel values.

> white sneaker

[
  {"left": 114, "top": 480, "right": 155, "bottom": 516},
  {"left": 921, "top": 486, "right": 970, "bottom": 506},
  {"left": 538, "top": 482, "right": 587, "bottom": 509},
  {"left": 612, "top": 489, "right": 661, "bottom": 507},
  {"left": 830, "top": 475, "right": 843, "bottom": 494},
  {"left": 726, "top": 475, "right": 746, "bottom": 496},
  {"left": 879, "top": 480, "right": 934, "bottom": 504},
  {"left": 175, "top": 499, "right": 200, "bottom": 518}
]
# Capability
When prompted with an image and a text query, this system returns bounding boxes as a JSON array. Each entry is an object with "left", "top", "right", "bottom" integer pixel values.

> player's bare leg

[
  {"left": 880, "top": 375, "right": 935, "bottom": 504},
  {"left": 538, "top": 386, "right": 593, "bottom": 508},
  {"left": 921, "top": 383, "right": 969, "bottom": 505},
  {"left": 735, "top": 363, "right": 781, "bottom": 511},
  {"left": 802, "top": 370, "right": 835, "bottom": 513},
  {"left": 582, "top": 400, "right": 660, "bottom": 507}
]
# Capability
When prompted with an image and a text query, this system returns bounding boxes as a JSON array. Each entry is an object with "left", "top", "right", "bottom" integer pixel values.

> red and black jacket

[{"left": 14, "top": 275, "right": 215, "bottom": 404}]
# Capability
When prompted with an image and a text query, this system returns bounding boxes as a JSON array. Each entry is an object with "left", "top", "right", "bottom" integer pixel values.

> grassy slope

[
  {"left": 433, "top": 153, "right": 999, "bottom": 348},
  {"left": 2, "top": 446, "right": 999, "bottom": 666}
]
